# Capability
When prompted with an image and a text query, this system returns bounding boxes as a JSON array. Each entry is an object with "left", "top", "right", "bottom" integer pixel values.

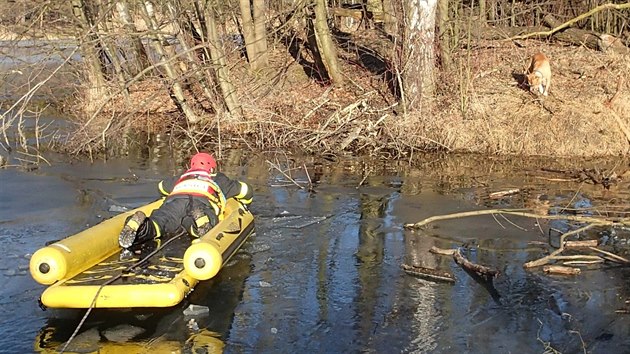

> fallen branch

[
  {"left": 564, "top": 240, "right": 599, "bottom": 248},
  {"left": 404, "top": 208, "right": 628, "bottom": 229},
  {"left": 605, "top": 76, "right": 624, "bottom": 108},
  {"left": 430, "top": 246, "right": 456, "bottom": 256},
  {"left": 543, "top": 265, "right": 581, "bottom": 276},
  {"left": 489, "top": 189, "right": 520, "bottom": 199},
  {"left": 401, "top": 264, "right": 455, "bottom": 283},
  {"left": 588, "top": 246, "right": 630, "bottom": 264},
  {"left": 506, "top": 3, "right": 630, "bottom": 41},
  {"left": 524, "top": 224, "right": 596, "bottom": 268},
  {"left": 453, "top": 248, "right": 500, "bottom": 279},
  {"left": 266, "top": 159, "right": 306, "bottom": 190}
]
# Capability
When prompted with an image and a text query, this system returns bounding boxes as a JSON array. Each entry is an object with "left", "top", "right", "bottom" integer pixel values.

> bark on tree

[
  {"left": 165, "top": 2, "right": 219, "bottom": 111},
  {"left": 239, "top": 0, "right": 268, "bottom": 71},
  {"left": 139, "top": 0, "right": 201, "bottom": 124},
  {"left": 478, "top": 0, "right": 487, "bottom": 24},
  {"left": 115, "top": 0, "right": 151, "bottom": 77},
  {"left": 313, "top": 0, "right": 344, "bottom": 86},
  {"left": 252, "top": 0, "right": 269, "bottom": 68},
  {"left": 437, "top": 0, "right": 451, "bottom": 71},
  {"left": 71, "top": 0, "right": 108, "bottom": 107},
  {"left": 382, "top": 0, "right": 397, "bottom": 35},
  {"left": 401, "top": 0, "right": 438, "bottom": 113},
  {"left": 201, "top": 2, "right": 241, "bottom": 115}
]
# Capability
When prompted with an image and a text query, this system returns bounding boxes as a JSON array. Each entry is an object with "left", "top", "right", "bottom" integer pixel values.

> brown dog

[{"left": 525, "top": 52, "right": 552, "bottom": 96}]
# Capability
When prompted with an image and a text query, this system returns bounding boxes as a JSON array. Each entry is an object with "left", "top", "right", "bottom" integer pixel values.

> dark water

[{"left": 1, "top": 149, "right": 630, "bottom": 353}]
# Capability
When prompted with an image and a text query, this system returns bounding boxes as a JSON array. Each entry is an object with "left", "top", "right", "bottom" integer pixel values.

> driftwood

[
  {"left": 453, "top": 248, "right": 500, "bottom": 280},
  {"left": 540, "top": 167, "right": 623, "bottom": 189},
  {"left": 401, "top": 264, "right": 455, "bottom": 283},
  {"left": 425, "top": 246, "right": 501, "bottom": 302},
  {"left": 429, "top": 246, "right": 456, "bottom": 256},
  {"left": 489, "top": 189, "right": 520, "bottom": 199},
  {"left": 543, "top": 265, "right": 581, "bottom": 276},
  {"left": 564, "top": 240, "right": 599, "bottom": 248},
  {"left": 406, "top": 208, "right": 630, "bottom": 273}
]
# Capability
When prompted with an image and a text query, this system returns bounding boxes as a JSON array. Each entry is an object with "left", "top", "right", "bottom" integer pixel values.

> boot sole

[{"left": 119, "top": 211, "right": 146, "bottom": 248}]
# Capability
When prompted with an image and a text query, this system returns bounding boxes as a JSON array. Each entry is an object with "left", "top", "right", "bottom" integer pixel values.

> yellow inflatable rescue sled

[{"left": 29, "top": 199, "right": 254, "bottom": 308}]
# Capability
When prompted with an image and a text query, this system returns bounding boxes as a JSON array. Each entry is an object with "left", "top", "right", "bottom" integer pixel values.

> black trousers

[{"left": 134, "top": 196, "right": 218, "bottom": 244}]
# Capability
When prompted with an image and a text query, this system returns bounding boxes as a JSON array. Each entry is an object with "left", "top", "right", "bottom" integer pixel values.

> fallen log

[
  {"left": 429, "top": 246, "right": 456, "bottom": 256},
  {"left": 453, "top": 248, "right": 500, "bottom": 280},
  {"left": 564, "top": 240, "right": 599, "bottom": 248},
  {"left": 401, "top": 264, "right": 455, "bottom": 283},
  {"left": 541, "top": 14, "right": 599, "bottom": 50},
  {"left": 543, "top": 265, "right": 581, "bottom": 275}
]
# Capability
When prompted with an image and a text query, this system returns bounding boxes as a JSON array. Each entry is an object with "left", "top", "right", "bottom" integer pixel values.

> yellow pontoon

[{"left": 29, "top": 199, "right": 254, "bottom": 309}]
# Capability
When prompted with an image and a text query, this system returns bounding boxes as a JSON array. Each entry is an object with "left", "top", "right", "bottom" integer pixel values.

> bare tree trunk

[
  {"left": 239, "top": 0, "right": 267, "bottom": 71},
  {"left": 115, "top": 0, "right": 151, "bottom": 77},
  {"left": 313, "top": 0, "right": 344, "bottom": 86},
  {"left": 437, "top": 0, "right": 450, "bottom": 71},
  {"left": 252, "top": 0, "right": 269, "bottom": 68},
  {"left": 166, "top": 2, "right": 219, "bottom": 111},
  {"left": 94, "top": 11, "right": 130, "bottom": 100},
  {"left": 139, "top": 0, "right": 201, "bottom": 124},
  {"left": 401, "top": 0, "right": 437, "bottom": 113},
  {"left": 382, "top": 0, "right": 397, "bottom": 35},
  {"left": 202, "top": 2, "right": 241, "bottom": 115},
  {"left": 478, "top": 0, "right": 487, "bottom": 24},
  {"left": 71, "top": 0, "right": 108, "bottom": 108}
]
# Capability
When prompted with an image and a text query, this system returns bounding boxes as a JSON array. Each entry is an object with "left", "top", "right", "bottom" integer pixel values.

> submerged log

[
  {"left": 401, "top": 264, "right": 455, "bottom": 283},
  {"left": 452, "top": 248, "right": 500, "bottom": 279}
]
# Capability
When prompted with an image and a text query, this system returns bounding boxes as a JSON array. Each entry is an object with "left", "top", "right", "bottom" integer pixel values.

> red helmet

[{"left": 190, "top": 152, "right": 217, "bottom": 172}]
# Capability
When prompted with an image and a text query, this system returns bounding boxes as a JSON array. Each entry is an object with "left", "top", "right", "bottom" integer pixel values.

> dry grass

[
  {"left": 417, "top": 40, "right": 630, "bottom": 157},
  {"left": 63, "top": 33, "right": 630, "bottom": 158}
]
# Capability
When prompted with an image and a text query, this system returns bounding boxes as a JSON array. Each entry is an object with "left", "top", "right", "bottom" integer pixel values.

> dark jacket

[{"left": 158, "top": 170, "right": 253, "bottom": 215}]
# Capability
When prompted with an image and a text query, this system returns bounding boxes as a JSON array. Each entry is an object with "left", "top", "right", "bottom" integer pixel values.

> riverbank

[
  {"left": 63, "top": 36, "right": 629, "bottom": 159},
  {"left": 1, "top": 25, "right": 628, "bottom": 160}
]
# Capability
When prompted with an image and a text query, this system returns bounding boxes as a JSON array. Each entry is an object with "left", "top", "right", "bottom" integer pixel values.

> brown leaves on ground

[{"left": 73, "top": 30, "right": 630, "bottom": 158}]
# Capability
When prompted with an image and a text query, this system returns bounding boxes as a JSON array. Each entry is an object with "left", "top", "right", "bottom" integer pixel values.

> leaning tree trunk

[
  {"left": 71, "top": 0, "right": 108, "bottom": 110},
  {"left": 313, "top": 0, "right": 344, "bottom": 86},
  {"left": 139, "top": 0, "right": 201, "bottom": 124},
  {"left": 401, "top": 0, "right": 438, "bottom": 113}
]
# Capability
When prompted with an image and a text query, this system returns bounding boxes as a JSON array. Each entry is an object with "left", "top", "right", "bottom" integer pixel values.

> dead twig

[{"left": 266, "top": 159, "right": 306, "bottom": 190}]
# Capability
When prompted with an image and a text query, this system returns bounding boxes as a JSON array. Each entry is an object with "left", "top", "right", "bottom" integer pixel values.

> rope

[{"left": 59, "top": 231, "right": 185, "bottom": 353}]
